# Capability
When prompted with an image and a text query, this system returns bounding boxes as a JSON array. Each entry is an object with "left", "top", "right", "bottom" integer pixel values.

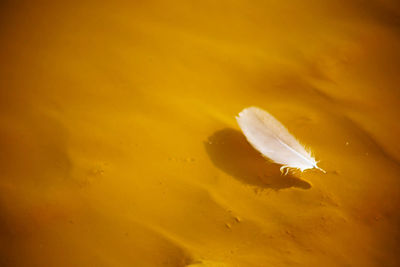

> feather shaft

[{"left": 236, "top": 106, "right": 324, "bottom": 173}]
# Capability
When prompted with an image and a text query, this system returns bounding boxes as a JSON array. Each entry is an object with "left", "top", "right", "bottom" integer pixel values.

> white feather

[{"left": 236, "top": 106, "right": 325, "bottom": 173}]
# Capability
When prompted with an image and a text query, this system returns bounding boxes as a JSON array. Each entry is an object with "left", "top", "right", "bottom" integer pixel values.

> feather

[{"left": 236, "top": 106, "right": 325, "bottom": 174}]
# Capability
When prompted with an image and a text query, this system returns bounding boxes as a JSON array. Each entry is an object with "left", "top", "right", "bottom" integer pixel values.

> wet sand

[{"left": 1, "top": 0, "right": 400, "bottom": 266}]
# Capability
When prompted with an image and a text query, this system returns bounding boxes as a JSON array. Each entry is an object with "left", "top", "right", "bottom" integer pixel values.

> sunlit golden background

[{"left": 1, "top": 0, "right": 400, "bottom": 266}]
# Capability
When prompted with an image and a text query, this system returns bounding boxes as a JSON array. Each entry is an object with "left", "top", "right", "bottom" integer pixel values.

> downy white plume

[{"left": 236, "top": 107, "right": 325, "bottom": 174}]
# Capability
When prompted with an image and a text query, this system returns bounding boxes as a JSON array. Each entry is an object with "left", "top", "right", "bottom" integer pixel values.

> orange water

[{"left": 1, "top": 1, "right": 400, "bottom": 266}]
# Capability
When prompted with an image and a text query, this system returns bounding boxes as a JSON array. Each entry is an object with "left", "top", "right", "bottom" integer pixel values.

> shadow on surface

[{"left": 205, "top": 128, "right": 311, "bottom": 190}]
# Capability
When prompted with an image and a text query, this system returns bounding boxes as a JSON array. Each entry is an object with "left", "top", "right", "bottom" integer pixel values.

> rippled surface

[{"left": 1, "top": 1, "right": 400, "bottom": 266}]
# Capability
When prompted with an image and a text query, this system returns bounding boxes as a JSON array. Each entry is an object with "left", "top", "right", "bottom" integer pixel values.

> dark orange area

[{"left": 0, "top": 0, "right": 400, "bottom": 266}]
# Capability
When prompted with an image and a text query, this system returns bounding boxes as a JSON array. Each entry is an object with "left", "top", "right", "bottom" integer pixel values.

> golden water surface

[{"left": 1, "top": 0, "right": 400, "bottom": 266}]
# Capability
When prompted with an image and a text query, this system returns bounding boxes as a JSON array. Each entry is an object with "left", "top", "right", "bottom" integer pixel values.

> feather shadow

[{"left": 204, "top": 128, "right": 311, "bottom": 190}]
